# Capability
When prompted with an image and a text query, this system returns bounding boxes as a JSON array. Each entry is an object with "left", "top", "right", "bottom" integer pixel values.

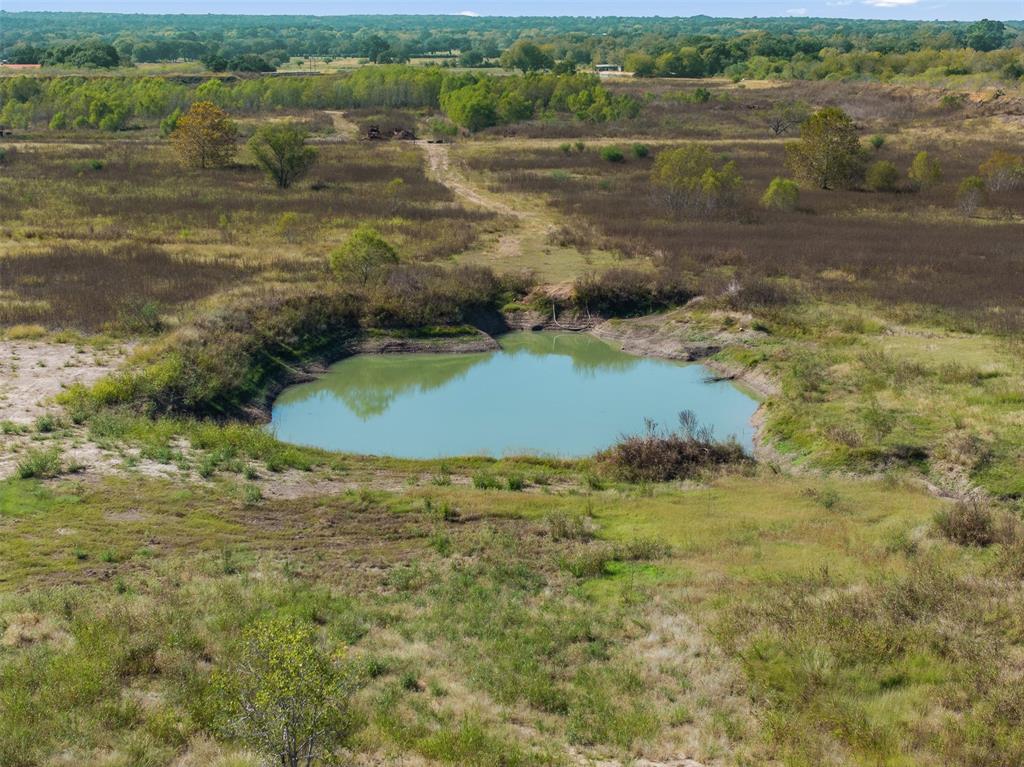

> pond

[{"left": 269, "top": 331, "right": 759, "bottom": 459}]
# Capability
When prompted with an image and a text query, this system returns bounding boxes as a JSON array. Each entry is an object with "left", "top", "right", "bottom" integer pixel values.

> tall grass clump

[{"left": 597, "top": 410, "right": 747, "bottom": 482}]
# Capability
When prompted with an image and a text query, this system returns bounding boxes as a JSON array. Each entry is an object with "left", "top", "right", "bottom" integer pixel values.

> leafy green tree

[
  {"left": 964, "top": 19, "right": 1008, "bottom": 52},
  {"left": 908, "top": 151, "right": 942, "bottom": 190},
  {"left": 625, "top": 53, "right": 656, "bottom": 77},
  {"left": 441, "top": 84, "right": 498, "bottom": 132},
  {"left": 651, "top": 144, "right": 743, "bottom": 216},
  {"left": 458, "top": 48, "right": 484, "bottom": 67},
  {"left": 761, "top": 177, "right": 800, "bottom": 211},
  {"left": 248, "top": 122, "right": 317, "bottom": 189},
  {"left": 170, "top": 101, "right": 237, "bottom": 169},
  {"left": 330, "top": 225, "right": 399, "bottom": 286},
  {"left": 785, "top": 107, "right": 866, "bottom": 190},
  {"left": 500, "top": 40, "right": 554, "bottom": 73},
  {"left": 211, "top": 618, "right": 357, "bottom": 767},
  {"left": 866, "top": 160, "right": 900, "bottom": 192}
]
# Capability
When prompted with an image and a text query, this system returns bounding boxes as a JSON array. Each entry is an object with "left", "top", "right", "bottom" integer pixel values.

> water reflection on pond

[{"left": 270, "top": 331, "right": 758, "bottom": 458}]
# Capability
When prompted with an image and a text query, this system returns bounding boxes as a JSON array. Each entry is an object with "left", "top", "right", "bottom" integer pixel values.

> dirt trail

[
  {"left": 421, "top": 140, "right": 521, "bottom": 217},
  {"left": 323, "top": 110, "right": 360, "bottom": 141},
  {"left": 420, "top": 140, "right": 535, "bottom": 268}
]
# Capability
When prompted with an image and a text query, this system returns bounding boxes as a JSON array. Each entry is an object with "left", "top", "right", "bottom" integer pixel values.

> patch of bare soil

[{"left": 0, "top": 339, "right": 130, "bottom": 424}]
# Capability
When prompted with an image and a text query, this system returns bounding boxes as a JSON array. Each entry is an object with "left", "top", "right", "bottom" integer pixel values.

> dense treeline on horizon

[{"left": 2, "top": 12, "right": 1023, "bottom": 84}]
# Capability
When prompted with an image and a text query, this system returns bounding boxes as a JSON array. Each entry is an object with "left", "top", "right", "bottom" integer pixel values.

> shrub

[
  {"left": 869, "top": 134, "right": 885, "bottom": 151},
  {"left": 547, "top": 511, "right": 594, "bottom": 541},
  {"left": 651, "top": 144, "right": 743, "bottom": 216},
  {"left": 866, "top": 160, "right": 900, "bottom": 192},
  {"left": 559, "top": 545, "right": 614, "bottom": 578},
  {"left": 597, "top": 411, "right": 747, "bottom": 482},
  {"left": 16, "top": 447, "right": 65, "bottom": 479},
  {"left": 979, "top": 151, "right": 1024, "bottom": 192},
  {"left": 210, "top": 617, "right": 357, "bottom": 767},
  {"left": 559, "top": 142, "right": 572, "bottom": 155},
  {"left": 248, "top": 122, "right": 317, "bottom": 189},
  {"left": 726, "top": 278, "right": 794, "bottom": 310},
  {"left": 116, "top": 298, "right": 164, "bottom": 335},
  {"left": 574, "top": 267, "right": 693, "bottom": 316},
  {"left": 631, "top": 143, "right": 649, "bottom": 158},
  {"left": 908, "top": 151, "right": 942, "bottom": 190},
  {"left": 760, "top": 177, "right": 800, "bottom": 211},
  {"left": 329, "top": 226, "right": 399, "bottom": 286},
  {"left": 939, "top": 92, "right": 966, "bottom": 110},
  {"left": 472, "top": 471, "right": 501, "bottom": 490},
  {"left": 934, "top": 497, "right": 1007, "bottom": 547},
  {"left": 600, "top": 145, "right": 625, "bottom": 163},
  {"left": 956, "top": 175, "right": 987, "bottom": 216}
]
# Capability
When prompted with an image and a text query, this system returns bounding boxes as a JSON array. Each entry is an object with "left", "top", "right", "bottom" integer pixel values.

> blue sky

[{"left": 2, "top": 0, "right": 1021, "bottom": 20}]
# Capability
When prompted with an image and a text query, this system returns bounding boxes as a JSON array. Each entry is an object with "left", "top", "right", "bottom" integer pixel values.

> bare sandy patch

[{"left": 0, "top": 339, "right": 130, "bottom": 425}]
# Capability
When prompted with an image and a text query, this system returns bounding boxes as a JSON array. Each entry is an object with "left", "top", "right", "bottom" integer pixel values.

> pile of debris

[{"left": 366, "top": 125, "right": 416, "bottom": 141}]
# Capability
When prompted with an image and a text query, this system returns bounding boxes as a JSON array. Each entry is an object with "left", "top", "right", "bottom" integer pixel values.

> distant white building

[{"left": 594, "top": 64, "right": 623, "bottom": 75}]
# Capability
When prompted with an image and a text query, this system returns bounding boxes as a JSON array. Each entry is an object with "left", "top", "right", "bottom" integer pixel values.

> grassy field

[{"left": 1, "top": 72, "right": 1023, "bottom": 767}]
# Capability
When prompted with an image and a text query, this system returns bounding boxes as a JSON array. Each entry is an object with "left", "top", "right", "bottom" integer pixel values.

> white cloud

[
  {"left": 456, "top": 10, "right": 480, "bottom": 15},
  {"left": 786, "top": 7, "right": 809, "bottom": 13},
  {"left": 826, "top": 1, "right": 853, "bottom": 5},
  {"left": 862, "top": 0, "right": 920, "bottom": 6}
]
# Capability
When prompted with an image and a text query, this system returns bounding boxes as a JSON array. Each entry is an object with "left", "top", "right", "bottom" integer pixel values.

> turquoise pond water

[{"left": 269, "top": 331, "right": 759, "bottom": 459}]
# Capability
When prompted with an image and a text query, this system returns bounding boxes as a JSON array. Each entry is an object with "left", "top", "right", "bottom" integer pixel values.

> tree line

[
  {"left": 2, "top": 14, "right": 1021, "bottom": 84},
  {"left": 0, "top": 67, "right": 639, "bottom": 132}
]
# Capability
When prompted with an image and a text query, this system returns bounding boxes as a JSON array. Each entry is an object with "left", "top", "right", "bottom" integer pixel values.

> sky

[{"left": 1, "top": 0, "right": 1021, "bottom": 19}]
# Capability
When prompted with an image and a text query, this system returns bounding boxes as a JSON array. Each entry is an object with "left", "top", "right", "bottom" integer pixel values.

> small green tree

[
  {"left": 760, "top": 177, "right": 800, "bottom": 211},
  {"left": 866, "top": 160, "right": 900, "bottom": 192},
  {"left": 212, "top": 617, "right": 357, "bottom": 767},
  {"left": 329, "top": 225, "right": 399, "bottom": 286},
  {"left": 785, "top": 107, "right": 866, "bottom": 190},
  {"left": 159, "top": 107, "right": 182, "bottom": 138},
  {"left": 869, "top": 134, "right": 885, "bottom": 151},
  {"left": 908, "top": 151, "right": 942, "bottom": 191},
  {"left": 957, "top": 176, "right": 987, "bottom": 217},
  {"left": 651, "top": 144, "right": 743, "bottom": 216},
  {"left": 248, "top": 122, "right": 317, "bottom": 189}
]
